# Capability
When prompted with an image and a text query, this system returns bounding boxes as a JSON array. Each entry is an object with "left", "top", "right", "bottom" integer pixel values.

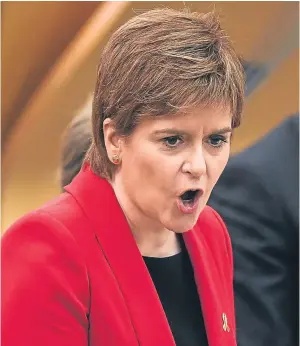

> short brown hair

[
  {"left": 85, "top": 8, "right": 245, "bottom": 179},
  {"left": 59, "top": 97, "right": 92, "bottom": 189}
]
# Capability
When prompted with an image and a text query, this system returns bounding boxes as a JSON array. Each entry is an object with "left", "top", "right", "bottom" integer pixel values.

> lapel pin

[{"left": 222, "top": 313, "right": 230, "bottom": 332}]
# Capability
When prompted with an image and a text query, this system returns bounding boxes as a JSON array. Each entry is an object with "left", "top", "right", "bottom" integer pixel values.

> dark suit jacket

[
  {"left": 2, "top": 164, "right": 237, "bottom": 346},
  {"left": 209, "top": 114, "right": 299, "bottom": 346}
]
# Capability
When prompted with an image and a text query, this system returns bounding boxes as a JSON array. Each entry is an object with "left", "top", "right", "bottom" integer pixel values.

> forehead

[{"left": 137, "top": 105, "right": 232, "bottom": 135}]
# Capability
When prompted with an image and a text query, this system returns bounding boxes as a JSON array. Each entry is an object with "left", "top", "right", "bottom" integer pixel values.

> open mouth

[
  {"left": 177, "top": 189, "right": 201, "bottom": 214},
  {"left": 179, "top": 189, "right": 200, "bottom": 206}
]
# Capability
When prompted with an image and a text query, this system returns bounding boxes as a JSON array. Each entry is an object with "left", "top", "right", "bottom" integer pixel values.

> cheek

[
  {"left": 123, "top": 142, "right": 180, "bottom": 182},
  {"left": 121, "top": 146, "right": 164, "bottom": 189},
  {"left": 206, "top": 151, "right": 230, "bottom": 187}
]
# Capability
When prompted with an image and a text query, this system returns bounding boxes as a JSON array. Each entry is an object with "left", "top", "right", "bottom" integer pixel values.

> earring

[{"left": 111, "top": 154, "right": 120, "bottom": 165}]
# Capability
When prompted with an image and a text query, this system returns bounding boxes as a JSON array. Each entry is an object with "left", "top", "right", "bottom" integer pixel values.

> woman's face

[{"left": 113, "top": 106, "right": 232, "bottom": 233}]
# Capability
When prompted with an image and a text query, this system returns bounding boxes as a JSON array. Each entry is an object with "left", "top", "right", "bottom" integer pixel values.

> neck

[{"left": 110, "top": 176, "right": 181, "bottom": 258}]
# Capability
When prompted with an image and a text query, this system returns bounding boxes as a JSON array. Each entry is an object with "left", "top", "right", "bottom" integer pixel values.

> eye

[
  {"left": 207, "top": 135, "right": 228, "bottom": 148},
  {"left": 162, "top": 135, "right": 183, "bottom": 148}
]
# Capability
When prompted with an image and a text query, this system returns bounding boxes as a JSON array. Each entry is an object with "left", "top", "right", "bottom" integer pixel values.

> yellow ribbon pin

[{"left": 222, "top": 313, "right": 230, "bottom": 332}]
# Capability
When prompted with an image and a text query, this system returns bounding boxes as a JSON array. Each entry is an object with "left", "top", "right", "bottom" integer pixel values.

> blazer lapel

[
  {"left": 184, "top": 223, "right": 230, "bottom": 346},
  {"left": 66, "top": 165, "right": 176, "bottom": 346}
]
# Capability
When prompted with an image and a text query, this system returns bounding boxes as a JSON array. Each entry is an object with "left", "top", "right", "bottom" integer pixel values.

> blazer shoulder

[
  {"left": 2, "top": 193, "right": 88, "bottom": 273},
  {"left": 2, "top": 205, "right": 85, "bottom": 265},
  {"left": 2, "top": 196, "right": 90, "bottom": 300},
  {"left": 2, "top": 200, "right": 90, "bottom": 345}
]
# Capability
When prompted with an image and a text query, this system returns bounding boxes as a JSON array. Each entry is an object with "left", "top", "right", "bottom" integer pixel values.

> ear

[{"left": 103, "top": 118, "right": 122, "bottom": 162}]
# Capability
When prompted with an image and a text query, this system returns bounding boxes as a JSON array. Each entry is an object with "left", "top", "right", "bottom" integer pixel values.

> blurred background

[{"left": 1, "top": 1, "right": 299, "bottom": 232}]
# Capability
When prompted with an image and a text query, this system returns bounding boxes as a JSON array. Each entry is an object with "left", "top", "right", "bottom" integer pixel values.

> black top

[{"left": 143, "top": 236, "right": 208, "bottom": 346}]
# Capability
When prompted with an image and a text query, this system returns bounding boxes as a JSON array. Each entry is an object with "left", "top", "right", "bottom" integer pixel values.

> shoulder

[
  {"left": 2, "top": 196, "right": 90, "bottom": 343},
  {"left": 3, "top": 191, "right": 89, "bottom": 247},
  {"left": 2, "top": 193, "right": 89, "bottom": 283},
  {"left": 3, "top": 192, "right": 78, "bottom": 245},
  {"left": 228, "top": 114, "right": 299, "bottom": 173}
]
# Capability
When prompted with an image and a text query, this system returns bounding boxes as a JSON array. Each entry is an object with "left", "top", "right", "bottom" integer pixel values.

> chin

[
  {"left": 164, "top": 216, "right": 199, "bottom": 234},
  {"left": 161, "top": 203, "right": 205, "bottom": 234}
]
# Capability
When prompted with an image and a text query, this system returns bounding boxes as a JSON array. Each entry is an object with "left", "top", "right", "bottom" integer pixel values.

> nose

[{"left": 182, "top": 147, "right": 206, "bottom": 178}]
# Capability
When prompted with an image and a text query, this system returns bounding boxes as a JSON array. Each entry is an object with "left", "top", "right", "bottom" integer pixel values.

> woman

[{"left": 2, "top": 8, "right": 245, "bottom": 346}]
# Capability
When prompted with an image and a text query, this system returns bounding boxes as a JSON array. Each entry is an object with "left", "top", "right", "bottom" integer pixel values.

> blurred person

[
  {"left": 58, "top": 96, "right": 92, "bottom": 190},
  {"left": 2, "top": 9, "right": 245, "bottom": 346},
  {"left": 208, "top": 114, "right": 299, "bottom": 346}
]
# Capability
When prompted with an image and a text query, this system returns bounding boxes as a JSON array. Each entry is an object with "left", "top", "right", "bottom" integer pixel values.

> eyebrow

[
  {"left": 152, "top": 129, "right": 189, "bottom": 136},
  {"left": 209, "top": 127, "right": 233, "bottom": 135},
  {"left": 152, "top": 127, "right": 233, "bottom": 136}
]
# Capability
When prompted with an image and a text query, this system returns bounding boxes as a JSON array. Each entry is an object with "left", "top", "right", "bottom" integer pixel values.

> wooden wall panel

[{"left": 1, "top": 1, "right": 99, "bottom": 141}]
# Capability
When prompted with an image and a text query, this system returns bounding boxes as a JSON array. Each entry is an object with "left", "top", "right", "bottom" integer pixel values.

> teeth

[{"left": 183, "top": 199, "right": 193, "bottom": 206}]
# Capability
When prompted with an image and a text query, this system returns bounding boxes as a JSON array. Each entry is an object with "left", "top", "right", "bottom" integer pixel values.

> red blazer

[{"left": 2, "top": 165, "right": 236, "bottom": 346}]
